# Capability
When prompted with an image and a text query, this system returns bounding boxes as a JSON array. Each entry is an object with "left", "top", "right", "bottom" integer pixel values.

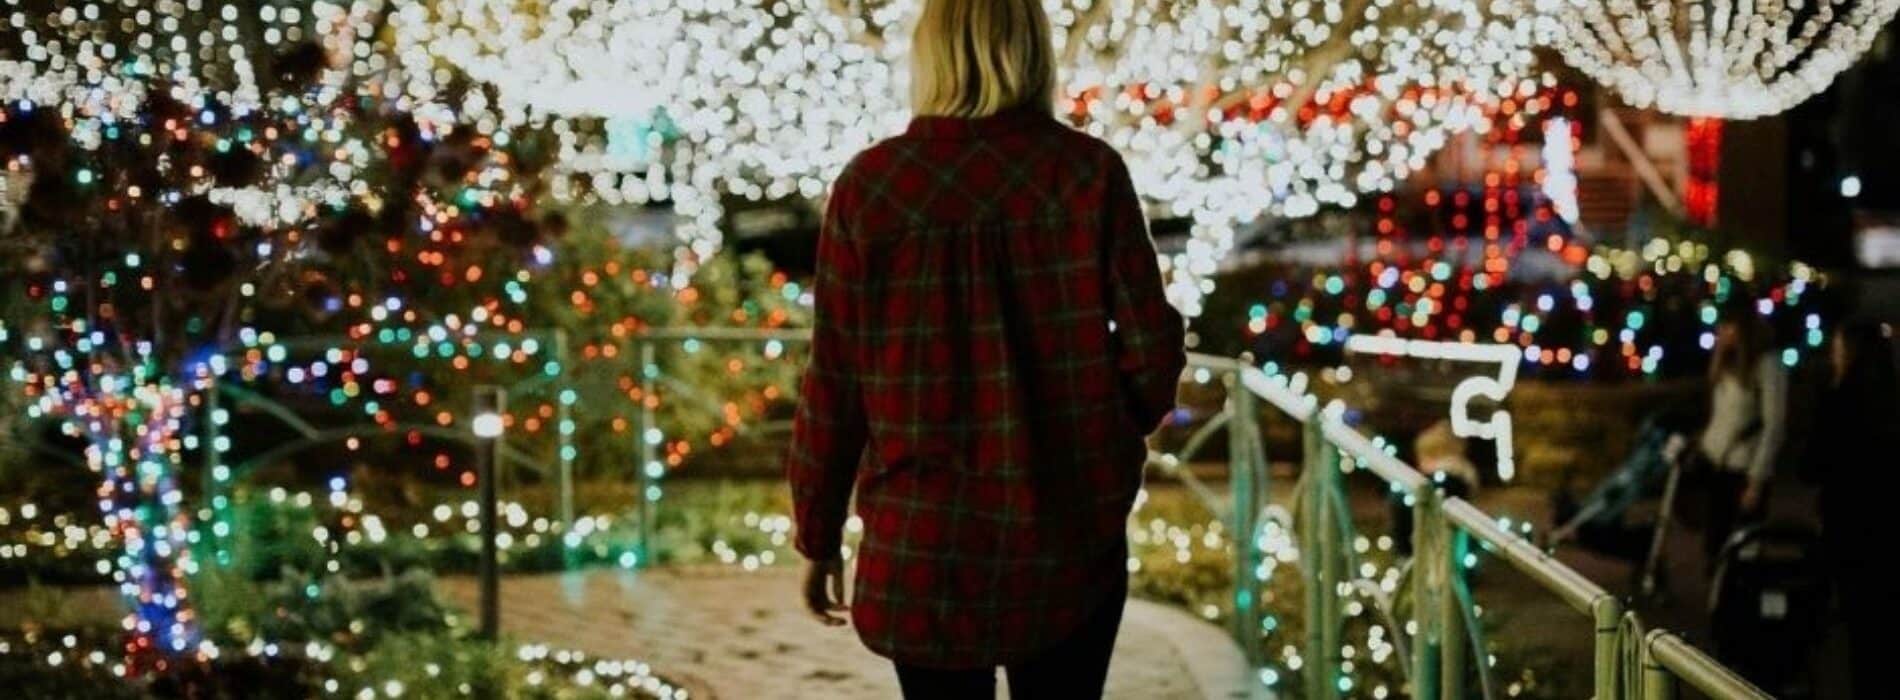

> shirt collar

[{"left": 905, "top": 106, "right": 1056, "bottom": 140}]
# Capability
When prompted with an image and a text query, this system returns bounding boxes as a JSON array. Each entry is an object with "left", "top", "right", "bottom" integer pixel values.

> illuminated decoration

[
  {"left": 1540, "top": 116, "right": 1580, "bottom": 226},
  {"left": 0, "top": 2, "right": 563, "bottom": 666},
  {"left": 1344, "top": 336, "right": 1518, "bottom": 480},
  {"left": 1532, "top": 0, "right": 1900, "bottom": 119},
  {"left": 25, "top": 371, "right": 204, "bottom": 660},
  {"left": 0, "top": 168, "right": 24, "bottom": 231},
  {"left": 0, "top": 630, "right": 685, "bottom": 699},
  {"left": 1237, "top": 92, "right": 1830, "bottom": 381},
  {"left": 1684, "top": 117, "right": 1722, "bottom": 227},
  {"left": 390, "top": 0, "right": 1543, "bottom": 315},
  {"left": 1246, "top": 229, "right": 1829, "bottom": 381}
]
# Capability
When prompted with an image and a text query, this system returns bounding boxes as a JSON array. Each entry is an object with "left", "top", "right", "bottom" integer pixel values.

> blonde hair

[{"left": 909, "top": 0, "right": 1056, "bottom": 118}]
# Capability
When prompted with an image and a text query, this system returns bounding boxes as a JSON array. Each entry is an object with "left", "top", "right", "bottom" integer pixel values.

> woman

[
  {"left": 1803, "top": 319, "right": 1897, "bottom": 699},
  {"left": 784, "top": 0, "right": 1185, "bottom": 697},
  {"left": 1696, "top": 308, "right": 1788, "bottom": 561}
]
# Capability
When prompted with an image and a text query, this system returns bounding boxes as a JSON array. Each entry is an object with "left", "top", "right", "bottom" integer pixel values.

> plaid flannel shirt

[{"left": 786, "top": 107, "right": 1186, "bottom": 667}]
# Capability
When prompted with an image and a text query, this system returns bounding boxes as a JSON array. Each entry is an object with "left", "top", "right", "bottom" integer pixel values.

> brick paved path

[{"left": 439, "top": 568, "right": 1264, "bottom": 699}]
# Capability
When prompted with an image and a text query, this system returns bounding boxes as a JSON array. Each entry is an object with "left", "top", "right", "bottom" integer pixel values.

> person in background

[
  {"left": 783, "top": 0, "right": 1187, "bottom": 697},
  {"left": 1389, "top": 420, "right": 1477, "bottom": 556},
  {"left": 1802, "top": 319, "right": 1898, "bottom": 699},
  {"left": 1696, "top": 307, "right": 1788, "bottom": 561}
]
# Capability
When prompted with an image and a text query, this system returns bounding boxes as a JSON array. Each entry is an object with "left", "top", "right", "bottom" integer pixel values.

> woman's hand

[
  {"left": 1739, "top": 480, "right": 1765, "bottom": 513},
  {"left": 803, "top": 557, "right": 849, "bottom": 626}
]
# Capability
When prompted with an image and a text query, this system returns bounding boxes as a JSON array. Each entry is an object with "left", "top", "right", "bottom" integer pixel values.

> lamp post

[{"left": 471, "top": 386, "right": 507, "bottom": 641}]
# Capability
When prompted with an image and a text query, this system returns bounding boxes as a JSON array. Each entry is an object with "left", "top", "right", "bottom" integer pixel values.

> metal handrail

[
  {"left": 1644, "top": 631, "right": 1774, "bottom": 700},
  {"left": 1439, "top": 497, "right": 1608, "bottom": 614},
  {"left": 1204, "top": 355, "right": 1766, "bottom": 699}
]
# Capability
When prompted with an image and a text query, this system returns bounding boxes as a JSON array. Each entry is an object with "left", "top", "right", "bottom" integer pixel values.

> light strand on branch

[{"left": 1533, "top": 0, "right": 1900, "bottom": 119}]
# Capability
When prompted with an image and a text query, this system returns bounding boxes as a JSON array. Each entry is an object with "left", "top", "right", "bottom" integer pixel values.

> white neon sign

[{"left": 1343, "top": 336, "right": 1520, "bottom": 482}]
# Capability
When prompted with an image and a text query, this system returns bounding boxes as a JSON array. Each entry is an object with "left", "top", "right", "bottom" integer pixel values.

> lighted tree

[
  {"left": 0, "top": 0, "right": 555, "bottom": 665},
  {"left": 388, "top": 0, "right": 1541, "bottom": 315}
]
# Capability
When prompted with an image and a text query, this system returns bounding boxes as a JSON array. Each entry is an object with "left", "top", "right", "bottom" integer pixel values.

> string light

[
  {"left": 0, "top": 630, "right": 687, "bottom": 699},
  {"left": 391, "top": 0, "right": 1543, "bottom": 316},
  {"left": 0, "top": 1, "right": 567, "bottom": 662},
  {"left": 1532, "top": 0, "right": 1900, "bottom": 119},
  {"left": 1236, "top": 94, "right": 1830, "bottom": 381}
]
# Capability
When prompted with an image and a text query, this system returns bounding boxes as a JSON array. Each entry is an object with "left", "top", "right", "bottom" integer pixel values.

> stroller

[
  {"left": 1549, "top": 407, "right": 1699, "bottom": 599},
  {"left": 1708, "top": 524, "right": 1828, "bottom": 697}
]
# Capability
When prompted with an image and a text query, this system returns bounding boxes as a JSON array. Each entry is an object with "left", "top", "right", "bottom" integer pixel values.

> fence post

[
  {"left": 635, "top": 340, "right": 659, "bottom": 566},
  {"left": 201, "top": 377, "right": 226, "bottom": 566},
  {"left": 1642, "top": 630, "right": 1676, "bottom": 700},
  {"left": 1227, "top": 372, "right": 1264, "bottom": 665},
  {"left": 1301, "top": 412, "right": 1342, "bottom": 700},
  {"left": 472, "top": 385, "right": 507, "bottom": 641},
  {"left": 1441, "top": 522, "right": 1468, "bottom": 700},
  {"left": 1593, "top": 596, "right": 1624, "bottom": 699},
  {"left": 1411, "top": 485, "right": 1442, "bottom": 700},
  {"left": 555, "top": 329, "right": 575, "bottom": 535}
]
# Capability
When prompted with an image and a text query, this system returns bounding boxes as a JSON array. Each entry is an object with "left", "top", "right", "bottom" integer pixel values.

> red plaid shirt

[{"left": 786, "top": 107, "right": 1186, "bottom": 667}]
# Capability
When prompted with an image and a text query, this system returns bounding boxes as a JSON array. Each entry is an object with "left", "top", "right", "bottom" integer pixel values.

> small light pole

[{"left": 471, "top": 386, "right": 507, "bottom": 641}]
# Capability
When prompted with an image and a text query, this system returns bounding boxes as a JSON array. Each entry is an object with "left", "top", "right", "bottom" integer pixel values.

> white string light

[
  {"left": 389, "top": 0, "right": 1542, "bottom": 316},
  {"left": 1343, "top": 335, "right": 1520, "bottom": 481},
  {"left": 1533, "top": 0, "right": 1900, "bottom": 119},
  {"left": 1541, "top": 116, "right": 1579, "bottom": 225}
]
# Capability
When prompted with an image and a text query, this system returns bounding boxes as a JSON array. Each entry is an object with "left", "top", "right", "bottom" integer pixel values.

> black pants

[
  {"left": 893, "top": 583, "right": 1126, "bottom": 700},
  {"left": 1702, "top": 471, "right": 1766, "bottom": 563}
]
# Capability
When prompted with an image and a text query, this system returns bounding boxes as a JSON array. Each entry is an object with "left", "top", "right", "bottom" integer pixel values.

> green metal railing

[
  {"left": 1643, "top": 630, "right": 1772, "bottom": 700},
  {"left": 618, "top": 326, "right": 812, "bottom": 565},
  {"left": 199, "top": 329, "right": 578, "bottom": 565},
  {"left": 1170, "top": 352, "right": 1770, "bottom": 699}
]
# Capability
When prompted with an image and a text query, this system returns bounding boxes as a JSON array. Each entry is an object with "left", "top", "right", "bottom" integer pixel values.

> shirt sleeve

[
  {"left": 1748, "top": 354, "right": 1789, "bottom": 482},
  {"left": 1102, "top": 154, "right": 1187, "bottom": 432},
  {"left": 786, "top": 182, "right": 868, "bottom": 560}
]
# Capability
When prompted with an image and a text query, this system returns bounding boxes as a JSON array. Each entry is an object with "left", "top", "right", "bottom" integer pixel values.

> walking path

[{"left": 438, "top": 567, "right": 1264, "bottom": 699}]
